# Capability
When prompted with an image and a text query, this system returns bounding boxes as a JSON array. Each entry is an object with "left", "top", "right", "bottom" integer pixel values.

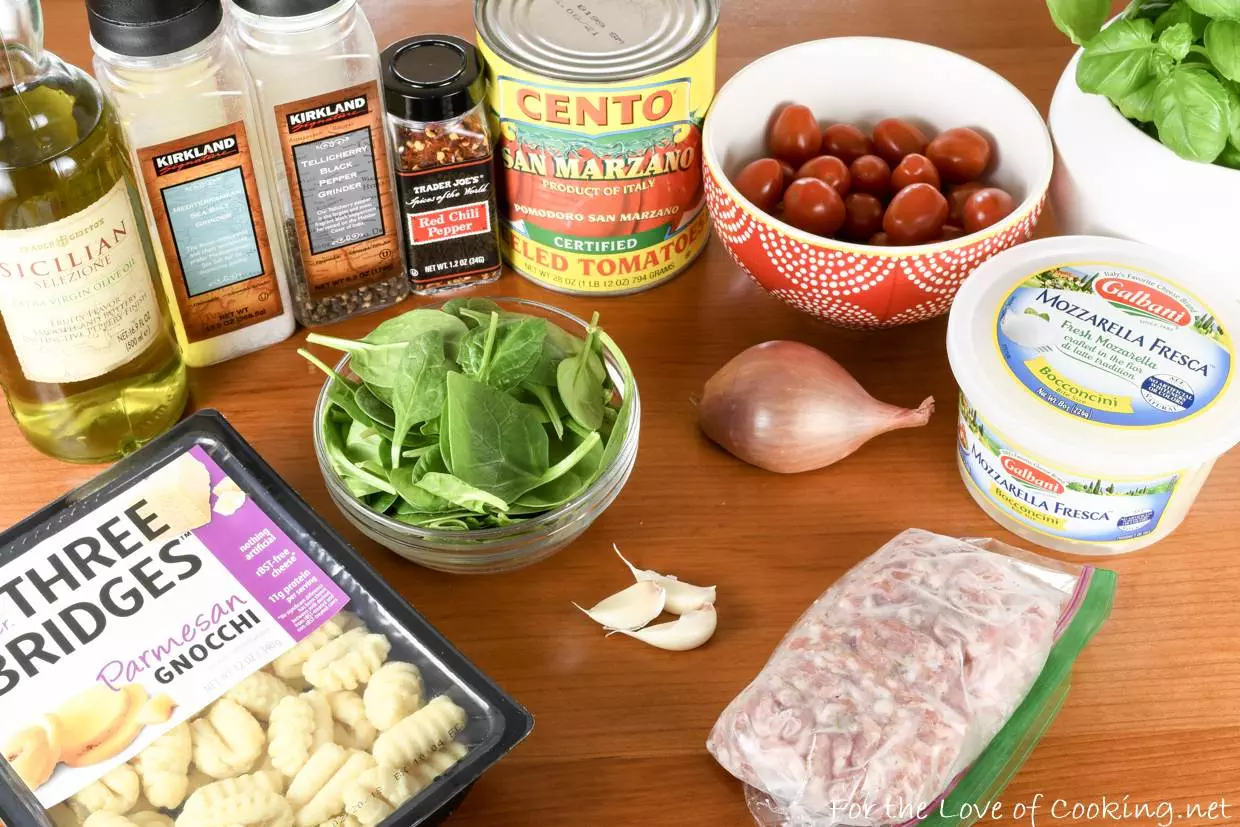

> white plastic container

[
  {"left": 947, "top": 236, "right": 1240, "bottom": 556},
  {"left": 89, "top": 0, "right": 295, "bottom": 367}
]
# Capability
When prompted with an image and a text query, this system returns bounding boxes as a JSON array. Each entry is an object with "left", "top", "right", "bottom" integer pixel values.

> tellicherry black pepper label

[
  {"left": 137, "top": 122, "right": 284, "bottom": 343},
  {"left": 273, "top": 82, "right": 402, "bottom": 300},
  {"left": 397, "top": 156, "right": 501, "bottom": 285}
]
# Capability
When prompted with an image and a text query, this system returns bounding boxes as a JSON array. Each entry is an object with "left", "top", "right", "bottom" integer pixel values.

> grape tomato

[
  {"left": 883, "top": 183, "right": 948, "bottom": 245},
  {"left": 769, "top": 104, "right": 823, "bottom": 166},
  {"left": 849, "top": 155, "right": 892, "bottom": 198},
  {"left": 822, "top": 124, "right": 873, "bottom": 164},
  {"left": 891, "top": 154, "right": 941, "bottom": 191},
  {"left": 783, "top": 177, "right": 846, "bottom": 236},
  {"left": 797, "top": 155, "right": 851, "bottom": 195},
  {"left": 872, "top": 118, "right": 929, "bottom": 165},
  {"left": 961, "top": 187, "right": 1016, "bottom": 234},
  {"left": 947, "top": 182, "right": 985, "bottom": 225},
  {"left": 777, "top": 159, "right": 796, "bottom": 183},
  {"left": 735, "top": 158, "right": 786, "bottom": 212},
  {"left": 843, "top": 193, "right": 884, "bottom": 242},
  {"left": 926, "top": 127, "right": 992, "bottom": 184}
]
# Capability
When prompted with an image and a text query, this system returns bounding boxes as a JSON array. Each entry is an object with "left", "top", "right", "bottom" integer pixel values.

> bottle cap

[
  {"left": 87, "top": 0, "right": 222, "bottom": 57},
  {"left": 229, "top": 0, "right": 341, "bottom": 18},
  {"left": 381, "top": 35, "right": 487, "bottom": 123}
]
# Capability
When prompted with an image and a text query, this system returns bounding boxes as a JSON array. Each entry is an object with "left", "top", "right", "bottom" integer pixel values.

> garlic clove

[
  {"left": 610, "top": 605, "right": 717, "bottom": 651},
  {"left": 613, "top": 545, "right": 717, "bottom": 615},
  {"left": 574, "top": 581, "right": 666, "bottom": 631}
]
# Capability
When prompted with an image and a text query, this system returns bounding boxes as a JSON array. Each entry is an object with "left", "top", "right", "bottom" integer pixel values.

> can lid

[
  {"left": 86, "top": 0, "right": 222, "bottom": 57},
  {"left": 474, "top": 0, "right": 718, "bottom": 82},
  {"left": 230, "top": 0, "right": 340, "bottom": 19},
  {"left": 947, "top": 235, "right": 1240, "bottom": 475},
  {"left": 381, "top": 35, "right": 486, "bottom": 123}
]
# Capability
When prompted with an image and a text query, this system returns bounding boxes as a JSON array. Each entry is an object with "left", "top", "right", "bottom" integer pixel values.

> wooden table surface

[{"left": 27, "top": 1, "right": 1240, "bottom": 825}]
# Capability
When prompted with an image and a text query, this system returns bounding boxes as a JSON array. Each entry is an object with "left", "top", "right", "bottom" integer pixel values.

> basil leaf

[
  {"left": 1158, "top": 21, "right": 1195, "bottom": 61},
  {"left": 1218, "top": 140, "right": 1240, "bottom": 165},
  {"left": 416, "top": 472, "right": 510, "bottom": 514},
  {"left": 1117, "top": 78, "right": 1161, "bottom": 121},
  {"left": 1078, "top": 19, "right": 1158, "bottom": 99},
  {"left": 1227, "top": 82, "right": 1240, "bottom": 145},
  {"left": 1155, "top": 2, "right": 1208, "bottom": 38},
  {"left": 1206, "top": 20, "right": 1240, "bottom": 81},
  {"left": 389, "top": 331, "right": 450, "bottom": 468},
  {"left": 1155, "top": 64, "right": 1230, "bottom": 160},
  {"left": 1048, "top": 0, "right": 1110, "bottom": 44},
  {"left": 444, "top": 371, "right": 549, "bottom": 501},
  {"left": 1126, "top": 0, "right": 1178, "bottom": 19},
  {"left": 1186, "top": 0, "right": 1240, "bottom": 19}
]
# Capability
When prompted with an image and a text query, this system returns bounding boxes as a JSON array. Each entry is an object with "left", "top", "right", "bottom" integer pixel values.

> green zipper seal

[{"left": 913, "top": 567, "right": 1117, "bottom": 827}]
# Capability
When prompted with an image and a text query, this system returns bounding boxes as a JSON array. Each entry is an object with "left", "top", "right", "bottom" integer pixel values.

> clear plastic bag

[{"left": 707, "top": 529, "right": 1115, "bottom": 827}]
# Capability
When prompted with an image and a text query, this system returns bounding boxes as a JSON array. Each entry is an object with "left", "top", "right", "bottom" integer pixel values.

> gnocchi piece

[
  {"left": 409, "top": 741, "right": 468, "bottom": 786},
  {"left": 83, "top": 814, "right": 146, "bottom": 827},
  {"left": 326, "top": 692, "right": 377, "bottom": 751},
  {"left": 267, "top": 693, "right": 334, "bottom": 778},
  {"left": 128, "top": 814, "right": 174, "bottom": 827},
  {"left": 362, "top": 663, "right": 423, "bottom": 731},
  {"left": 303, "top": 630, "right": 390, "bottom": 693},
  {"left": 47, "top": 805, "right": 79, "bottom": 827},
  {"left": 271, "top": 614, "right": 362, "bottom": 682},
  {"left": 191, "top": 699, "right": 266, "bottom": 779},
  {"left": 371, "top": 697, "right": 467, "bottom": 769},
  {"left": 293, "top": 750, "right": 375, "bottom": 827},
  {"left": 285, "top": 745, "right": 348, "bottom": 812},
  {"left": 176, "top": 773, "right": 290, "bottom": 827},
  {"left": 70, "top": 765, "right": 141, "bottom": 814},
  {"left": 226, "top": 672, "right": 296, "bottom": 722},
  {"left": 131, "top": 723, "right": 192, "bottom": 809},
  {"left": 340, "top": 765, "right": 418, "bottom": 827}
]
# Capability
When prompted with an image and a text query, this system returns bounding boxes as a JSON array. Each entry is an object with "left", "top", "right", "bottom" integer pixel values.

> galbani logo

[
  {"left": 1000, "top": 455, "right": 1065, "bottom": 495},
  {"left": 1095, "top": 277, "right": 1192, "bottom": 326}
]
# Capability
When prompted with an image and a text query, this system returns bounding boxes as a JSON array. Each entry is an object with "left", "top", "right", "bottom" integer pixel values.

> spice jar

[
  {"left": 228, "top": 0, "right": 408, "bottom": 326},
  {"left": 380, "top": 36, "right": 502, "bottom": 294}
]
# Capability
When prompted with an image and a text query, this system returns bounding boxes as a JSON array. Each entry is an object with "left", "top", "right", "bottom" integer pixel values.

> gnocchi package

[
  {"left": 0, "top": 412, "right": 532, "bottom": 827},
  {"left": 707, "top": 529, "right": 1115, "bottom": 827}
]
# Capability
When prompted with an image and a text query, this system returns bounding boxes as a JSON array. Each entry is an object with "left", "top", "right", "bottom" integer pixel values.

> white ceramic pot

[{"left": 1050, "top": 50, "right": 1240, "bottom": 299}]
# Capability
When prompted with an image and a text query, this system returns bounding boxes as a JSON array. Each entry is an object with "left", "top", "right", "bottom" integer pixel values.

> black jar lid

[
  {"left": 381, "top": 35, "right": 487, "bottom": 123},
  {"left": 87, "top": 0, "right": 223, "bottom": 58},
  {"left": 229, "top": 0, "right": 339, "bottom": 17}
]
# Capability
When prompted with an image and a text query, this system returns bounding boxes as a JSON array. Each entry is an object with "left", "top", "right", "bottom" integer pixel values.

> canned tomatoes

[{"left": 475, "top": 0, "right": 718, "bottom": 295}]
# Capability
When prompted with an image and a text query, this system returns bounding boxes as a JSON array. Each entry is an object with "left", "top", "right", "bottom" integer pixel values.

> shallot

[{"left": 698, "top": 341, "right": 933, "bottom": 473}]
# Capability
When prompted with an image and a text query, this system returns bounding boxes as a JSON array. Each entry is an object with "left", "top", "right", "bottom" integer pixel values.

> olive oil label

[
  {"left": 995, "top": 263, "right": 1232, "bottom": 428},
  {"left": 273, "top": 82, "right": 401, "bottom": 300},
  {"left": 0, "top": 179, "right": 161, "bottom": 384},
  {"left": 0, "top": 448, "right": 347, "bottom": 806},
  {"left": 137, "top": 122, "right": 284, "bottom": 343}
]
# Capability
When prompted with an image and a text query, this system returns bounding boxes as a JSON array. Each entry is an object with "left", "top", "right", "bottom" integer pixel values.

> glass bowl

[{"left": 311, "top": 297, "right": 640, "bottom": 574}]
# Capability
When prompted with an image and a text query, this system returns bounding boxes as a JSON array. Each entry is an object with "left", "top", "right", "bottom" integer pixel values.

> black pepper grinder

[{"left": 380, "top": 35, "right": 504, "bottom": 294}]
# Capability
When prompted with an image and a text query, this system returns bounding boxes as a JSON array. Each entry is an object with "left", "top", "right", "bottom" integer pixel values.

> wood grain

[{"left": 26, "top": 1, "right": 1240, "bottom": 825}]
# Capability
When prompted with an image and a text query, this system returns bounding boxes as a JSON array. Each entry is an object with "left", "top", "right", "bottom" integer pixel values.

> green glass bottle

[{"left": 0, "top": 0, "right": 187, "bottom": 462}]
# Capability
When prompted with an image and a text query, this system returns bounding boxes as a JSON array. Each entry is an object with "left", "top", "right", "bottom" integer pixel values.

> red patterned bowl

[{"left": 704, "top": 38, "right": 1053, "bottom": 329}]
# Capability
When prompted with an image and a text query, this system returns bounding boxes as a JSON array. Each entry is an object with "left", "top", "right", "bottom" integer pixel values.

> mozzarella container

[
  {"left": 0, "top": 410, "right": 532, "bottom": 827},
  {"left": 947, "top": 236, "right": 1240, "bottom": 556}
]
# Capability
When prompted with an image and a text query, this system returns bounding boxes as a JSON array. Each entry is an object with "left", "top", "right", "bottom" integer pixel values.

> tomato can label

[{"left": 477, "top": 32, "right": 716, "bottom": 295}]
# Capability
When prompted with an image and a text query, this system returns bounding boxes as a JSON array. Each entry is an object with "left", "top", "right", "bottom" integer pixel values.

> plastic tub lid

[{"left": 947, "top": 235, "right": 1240, "bottom": 476}]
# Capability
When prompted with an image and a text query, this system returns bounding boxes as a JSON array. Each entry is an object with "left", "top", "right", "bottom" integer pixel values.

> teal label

[
  {"left": 162, "top": 169, "right": 264, "bottom": 297},
  {"left": 995, "top": 264, "right": 1233, "bottom": 428}
]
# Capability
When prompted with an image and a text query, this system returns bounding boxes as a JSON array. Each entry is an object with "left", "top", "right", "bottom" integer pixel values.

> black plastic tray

[{"left": 0, "top": 410, "right": 532, "bottom": 827}]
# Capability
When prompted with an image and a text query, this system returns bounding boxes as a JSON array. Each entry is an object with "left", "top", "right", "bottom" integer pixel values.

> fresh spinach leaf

[
  {"left": 1048, "top": 0, "right": 1110, "bottom": 44},
  {"left": 442, "top": 297, "right": 502, "bottom": 322},
  {"left": 1155, "top": 64, "right": 1230, "bottom": 160},
  {"left": 486, "top": 318, "right": 548, "bottom": 391},
  {"left": 416, "top": 472, "right": 510, "bottom": 514},
  {"left": 1206, "top": 19, "right": 1240, "bottom": 81},
  {"left": 1186, "top": 0, "right": 1240, "bottom": 20},
  {"left": 457, "top": 312, "right": 500, "bottom": 379},
  {"left": 321, "top": 409, "right": 397, "bottom": 496},
  {"left": 361, "top": 308, "right": 469, "bottom": 349},
  {"left": 596, "top": 328, "right": 636, "bottom": 480},
  {"left": 355, "top": 385, "right": 395, "bottom": 426},
  {"left": 524, "top": 382, "right": 565, "bottom": 438},
  {"left": 345, "top": 419, "right": 385, "bottom": 467},
  {"left": 1078, "top": 18, "right": 1158, "bottom": 99},
  {"left": 556, "top": 314, "right": 607, "bottom": 431},
  {"left": 516, "top": 432, "right": 604, "bottom": 510},
  {"left": 389, "top": 331, "right": 451, "bottom": 468},
  {"left": 367, "top": 491, "right": 399, "bottom": 513},
  {"left": 445, "top": 372, "right": 549, "bottom": 501},
  {"left": 389, "top": 464, "right": 455, "bottom": 514}
]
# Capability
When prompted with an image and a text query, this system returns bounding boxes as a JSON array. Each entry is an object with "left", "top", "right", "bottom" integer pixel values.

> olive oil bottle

[{"left": 0, "top": 0, "right": 187, "bottom": 462}]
